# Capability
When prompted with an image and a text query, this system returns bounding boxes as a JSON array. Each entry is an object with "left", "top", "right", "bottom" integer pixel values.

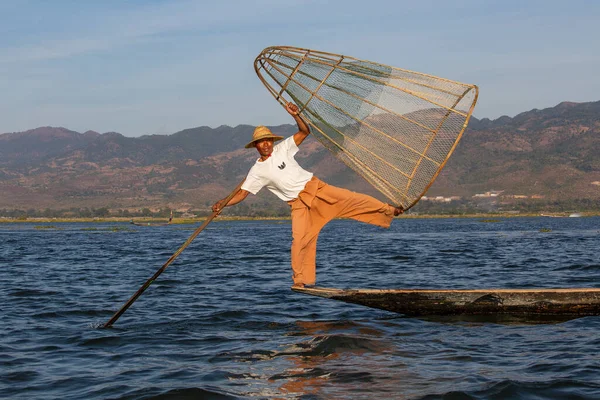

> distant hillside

[
  {"left": 1, "top": 100, "right": 598, "bottom": 215},
  {"left": 433, "top": 101, "right": 600, "bottom": 200}
]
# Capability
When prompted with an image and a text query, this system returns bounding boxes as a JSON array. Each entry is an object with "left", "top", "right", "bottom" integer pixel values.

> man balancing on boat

[{"left": 212, "top": 102, "right": 403, "bottom": 288}]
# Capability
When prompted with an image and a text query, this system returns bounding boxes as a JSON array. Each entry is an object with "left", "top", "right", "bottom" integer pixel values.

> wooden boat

[
  {"left": 130, "top": 221, "right": 171, "bottom": 226},
  {"left": 130, "top": 211, "right": 173, "bottom": 227},
  {"left": 291, "top": 286, "right": 600, "bottom": 317}
]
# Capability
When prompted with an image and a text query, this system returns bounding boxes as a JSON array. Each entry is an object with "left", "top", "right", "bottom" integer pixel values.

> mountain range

[{"left": 1, "top": 100, "right": 598, "bottom": 215}]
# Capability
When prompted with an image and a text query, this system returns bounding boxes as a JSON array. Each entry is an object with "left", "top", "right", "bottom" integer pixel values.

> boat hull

[{"left": 291, "top": 287, "right": 600, "bottom": 316}]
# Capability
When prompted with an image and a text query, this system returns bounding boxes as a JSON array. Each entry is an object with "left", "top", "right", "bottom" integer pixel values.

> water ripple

[{"left": 1, "top": 218, "right": 600, "bottom": 399}]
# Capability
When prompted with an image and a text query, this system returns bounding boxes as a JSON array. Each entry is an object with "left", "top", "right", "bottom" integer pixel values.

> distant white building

[
  {"left": 421, "top": 195, "right": 461, "bottom": 202},
  {"left": 473, "top": 190, "right": 504, "bottom": 198}
]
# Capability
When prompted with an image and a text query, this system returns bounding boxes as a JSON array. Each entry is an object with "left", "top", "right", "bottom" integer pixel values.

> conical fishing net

[{"left": 254, "top": 46, "right": 479, "bottom": 210}]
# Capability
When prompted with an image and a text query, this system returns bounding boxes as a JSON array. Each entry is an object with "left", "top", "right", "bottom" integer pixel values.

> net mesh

[{"left": 254, "top": 46, "right": 479, "bottom": 210}]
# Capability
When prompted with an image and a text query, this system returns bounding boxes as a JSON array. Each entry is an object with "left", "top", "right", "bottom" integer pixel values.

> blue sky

[{"left": 1, "top": 0, "right": 598, "bottom": 136}]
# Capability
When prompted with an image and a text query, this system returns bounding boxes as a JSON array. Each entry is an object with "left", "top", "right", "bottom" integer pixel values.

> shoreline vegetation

[{"left": 1, "top": 212, "right": 597, "bottom": 224}]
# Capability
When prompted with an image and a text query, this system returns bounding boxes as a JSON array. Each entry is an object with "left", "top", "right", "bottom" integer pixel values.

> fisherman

[{"left": 212, "top": 102, "right": 403, "bottom": 288}]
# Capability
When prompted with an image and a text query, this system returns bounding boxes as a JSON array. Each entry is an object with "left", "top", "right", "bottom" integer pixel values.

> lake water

[{"left": 1, "top": 217, "right": 599, "bottom": 399}]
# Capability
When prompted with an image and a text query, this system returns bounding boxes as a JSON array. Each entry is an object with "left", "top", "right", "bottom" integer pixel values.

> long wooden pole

[{"left": 102, "top": 180, "right": 245, "bottom": 328}]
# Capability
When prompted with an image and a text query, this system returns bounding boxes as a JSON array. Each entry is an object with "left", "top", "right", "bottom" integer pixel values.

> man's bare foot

[
  {"left": 292, "top": 283, "right": 305, "bottom": 288},
  {"left": 389, "top": 205, "right": 404, "bottom": 216}
]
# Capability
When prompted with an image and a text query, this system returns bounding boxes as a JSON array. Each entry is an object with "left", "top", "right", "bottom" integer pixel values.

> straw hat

[{"left": 245, "top": 126, "right": 284, "bottom": 148}]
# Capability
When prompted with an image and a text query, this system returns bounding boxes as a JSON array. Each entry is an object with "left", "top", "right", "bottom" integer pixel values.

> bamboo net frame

[{"left": 254, "top": 46, "right": 479, "bottom": 210}]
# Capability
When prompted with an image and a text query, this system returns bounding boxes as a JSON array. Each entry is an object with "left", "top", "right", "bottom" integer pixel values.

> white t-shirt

[{"left": 241, "top": 136, "right": 313, "bottom": 201}]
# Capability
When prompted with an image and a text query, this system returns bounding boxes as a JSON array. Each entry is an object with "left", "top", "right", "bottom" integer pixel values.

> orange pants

[{"left": 287, "top": 177, "right": 395, "bottom": 285}]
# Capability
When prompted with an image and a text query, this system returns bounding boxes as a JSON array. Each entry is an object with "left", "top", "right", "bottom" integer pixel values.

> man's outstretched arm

[{"left": 212, "top": 189, "right": 250, "bottom": 213}]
